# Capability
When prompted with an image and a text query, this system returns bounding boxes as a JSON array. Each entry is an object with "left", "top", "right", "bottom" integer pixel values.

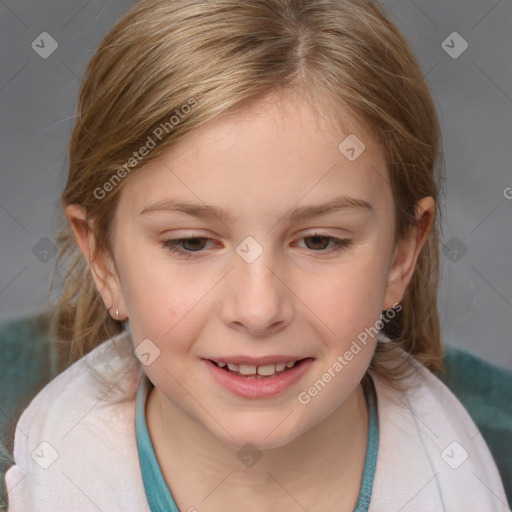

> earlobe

[
  {"left": 65, "top": 204, "right": 127, "bottom": 320},
  {"left": 382, "top": 197, "right": 435, "bottom": 310}
]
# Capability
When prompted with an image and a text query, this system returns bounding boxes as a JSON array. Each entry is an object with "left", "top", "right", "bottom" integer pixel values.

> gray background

[{"left": 1, "top": 0, "right": 511, "bottom": 370}]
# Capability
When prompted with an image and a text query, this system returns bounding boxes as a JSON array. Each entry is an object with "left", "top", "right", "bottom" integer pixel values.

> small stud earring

[{"left": 115, "top": 308, "right": 119, "bottom": 319}]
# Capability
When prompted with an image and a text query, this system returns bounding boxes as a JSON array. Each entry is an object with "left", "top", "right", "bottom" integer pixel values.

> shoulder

[
  {"left": 14, "top": 330, "right": 142, "bottom": 440},
  {"left": 368, "top": 348, "right": 509, "bottom": 512},
  {"left": 4, "top": 330, "right": 150, "bottom": 512}
]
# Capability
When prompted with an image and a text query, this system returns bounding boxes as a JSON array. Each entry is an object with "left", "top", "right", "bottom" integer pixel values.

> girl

[{"left": 4, "top": 0, "right": 508, "bottom": 510}]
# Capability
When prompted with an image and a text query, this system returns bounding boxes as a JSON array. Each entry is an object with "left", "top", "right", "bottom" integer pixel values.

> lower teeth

[{"left": 232, "top": 372, "right": 282, "bottom": 378}]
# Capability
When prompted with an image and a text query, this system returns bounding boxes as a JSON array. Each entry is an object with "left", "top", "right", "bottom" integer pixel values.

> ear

[
  {"left": 382, "top": 196, "right": 435, "bottom": 310},
  {"left": 65, "top": 204, "right": 127, "bottom": 321}
]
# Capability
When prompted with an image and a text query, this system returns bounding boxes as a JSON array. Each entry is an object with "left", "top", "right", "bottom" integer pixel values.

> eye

[
  {"left": 294, "top": 233, "right": 352, "bottom": 253},
  {"left": 161, "top": 237, "right": 215, "bottom": 259},
  {"left": 162, "top": 233, "right": 352, "bottom": 259}
]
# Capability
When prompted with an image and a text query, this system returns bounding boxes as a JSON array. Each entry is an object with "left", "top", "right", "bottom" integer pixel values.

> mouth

[
  {"left": 207, "top": 358, "right": 309, "bottom": 379},
  {"left": 203, "top": 357, "right": 315, "bottom": 399}
]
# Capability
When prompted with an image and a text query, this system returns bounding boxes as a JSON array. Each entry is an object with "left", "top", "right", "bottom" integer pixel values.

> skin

[{"left": 67, "top": 89, "right": 435, "bottom": 511}]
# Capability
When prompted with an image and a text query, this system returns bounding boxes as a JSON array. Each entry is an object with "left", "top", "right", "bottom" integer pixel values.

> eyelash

[{"left": 161, "top": 233, "right": 352, "bottom": 259}]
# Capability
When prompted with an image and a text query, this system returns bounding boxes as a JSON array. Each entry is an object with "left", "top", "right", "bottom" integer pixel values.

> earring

[{"left": 115, "top": 308, "right": 119, "bottom": 319}]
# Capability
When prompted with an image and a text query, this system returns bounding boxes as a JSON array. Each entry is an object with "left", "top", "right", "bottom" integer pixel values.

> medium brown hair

[{"left": 49, "top": 0, "right": 445, "bottom": 392}]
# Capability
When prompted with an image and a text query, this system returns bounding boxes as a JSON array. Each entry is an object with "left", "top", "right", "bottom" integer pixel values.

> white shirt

[{"left": 4, "top": 330, "right": 508, "bottom": 511}]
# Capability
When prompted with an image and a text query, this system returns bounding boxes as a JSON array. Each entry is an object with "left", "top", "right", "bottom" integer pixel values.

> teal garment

[
  {"left": 354, "top": 375, "right": 379, "bottom": 511},
  {"left": 135, "top": 375, "right": 180, "bottom": 511},
  {"left": 135, "top": 373, "right": 379, "bottom": 511}
]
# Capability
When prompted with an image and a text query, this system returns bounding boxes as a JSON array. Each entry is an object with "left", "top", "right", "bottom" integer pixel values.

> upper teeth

[{"left": 216, "top": 360, "right": 297, "bottom": 376}]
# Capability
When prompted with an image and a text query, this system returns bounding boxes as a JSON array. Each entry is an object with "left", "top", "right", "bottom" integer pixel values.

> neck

[{"left": 145, "top": 382, "right": 369, "bottom": 508}]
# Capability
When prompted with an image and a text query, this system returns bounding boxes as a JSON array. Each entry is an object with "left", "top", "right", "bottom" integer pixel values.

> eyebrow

[{"left": 139, "top": 195, "right": 374, "bottom": 224}]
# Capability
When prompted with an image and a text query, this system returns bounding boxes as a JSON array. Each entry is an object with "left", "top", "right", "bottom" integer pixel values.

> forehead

[{"left": 118, "top": 91, "right": 391, "bottom": 222}]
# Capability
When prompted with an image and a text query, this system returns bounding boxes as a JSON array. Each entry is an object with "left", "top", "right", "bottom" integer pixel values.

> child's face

[{"left": 84, "top": 91, "right": 431, "bottom": 449}]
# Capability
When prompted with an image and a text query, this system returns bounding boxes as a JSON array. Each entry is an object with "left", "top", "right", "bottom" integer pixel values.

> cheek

[
  {"left": 299, "top": 252, "right": 390, "bottom": 341},
  {"left": 120, "top": 238, "right": 181, "bottom": 304},
  {"left": 119, "top": 248, "right": 208, "bottom": 350}
]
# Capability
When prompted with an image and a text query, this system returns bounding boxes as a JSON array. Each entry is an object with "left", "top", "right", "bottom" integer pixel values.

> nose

[{"left": 220, "top": 249, "right": 294, "bottom": 337}]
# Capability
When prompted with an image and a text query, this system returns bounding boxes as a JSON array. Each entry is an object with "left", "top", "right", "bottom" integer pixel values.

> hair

[{"left": 49, "top": 0, "right": 446, "bottom": 393}]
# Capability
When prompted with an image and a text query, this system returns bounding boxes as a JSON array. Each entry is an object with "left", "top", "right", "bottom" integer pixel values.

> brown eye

[
  {"left": 297, "top": 233, "right": 352, "bottom": 253},
  {"left": 161, "top": 237, "right": 213, "bottom": 258},
  {"left": 303, "top": 235, "right": 331, "bottom": 251}
]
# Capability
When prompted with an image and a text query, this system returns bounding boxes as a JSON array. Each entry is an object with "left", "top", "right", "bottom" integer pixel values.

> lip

[
  {"left": 205, "top": 355, "right": 308, "bottom": 365},
  {"left": 203, "top": 357, "right": 315, "bottom": 399}
]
